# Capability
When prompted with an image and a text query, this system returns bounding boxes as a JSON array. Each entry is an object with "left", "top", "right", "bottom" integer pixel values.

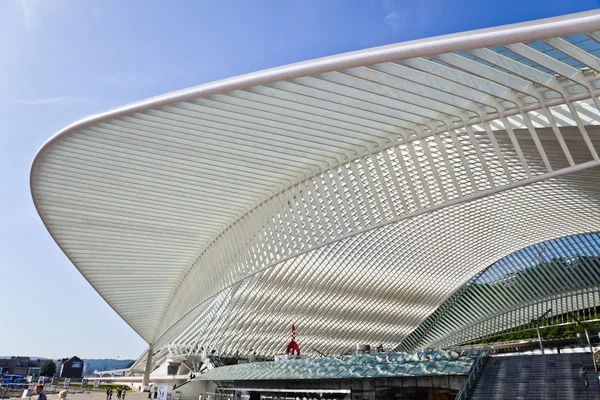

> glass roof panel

[
  {"left": 491, "top": 46, "right": 555, "bottom": 74},
  {"left": 196, "top": 350, "right": 479, "bottom": 380},
  {"left": 563, "top": 34, "right": 589, "bottom": 44},
  {"left": 456, "top": 50, "right": 516, "bottom": 76},
  {"left": 526, "top": 40, "right": 585, "bottom": 69},
  {"left": 575, "top": 39, "right": 600, "bottom": 52}
]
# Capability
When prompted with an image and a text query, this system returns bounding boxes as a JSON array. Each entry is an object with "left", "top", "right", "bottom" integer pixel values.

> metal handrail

[{"left": 455, "top": 346, "right": 490, "bottom": 400}]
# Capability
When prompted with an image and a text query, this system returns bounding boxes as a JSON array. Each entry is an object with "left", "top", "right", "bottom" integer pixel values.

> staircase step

[{"left": 469, "top": 353, "right": 598, "bottom": 399}]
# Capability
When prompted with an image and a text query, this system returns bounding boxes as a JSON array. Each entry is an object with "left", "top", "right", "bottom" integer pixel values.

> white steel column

[{"left": 142, "top": 344, "right": 154, "bottom": 387}]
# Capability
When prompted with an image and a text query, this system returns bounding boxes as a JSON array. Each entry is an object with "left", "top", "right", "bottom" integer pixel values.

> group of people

[
  {"left": 34, "top": 385, "right": 68, "bottom": 400},
  {"left": 106, "top": 387, "right": 128, "bottom": 400},
  {"left": 199, "top": 393, "right": 213, "bottom": 400}
]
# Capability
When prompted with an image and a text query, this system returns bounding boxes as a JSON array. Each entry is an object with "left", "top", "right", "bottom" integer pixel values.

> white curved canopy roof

[{"left": 32, "top": 10, "right": 600, "bottom": 361}]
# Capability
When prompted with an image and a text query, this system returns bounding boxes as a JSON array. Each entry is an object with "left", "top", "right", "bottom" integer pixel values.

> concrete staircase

[{"left": 470, "top": 353, "right": 598, "bottom": 399}]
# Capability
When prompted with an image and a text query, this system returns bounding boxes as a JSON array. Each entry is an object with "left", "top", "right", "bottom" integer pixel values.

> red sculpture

[{"left": 285, "top": 323, "right": 301, "bottom": 355}]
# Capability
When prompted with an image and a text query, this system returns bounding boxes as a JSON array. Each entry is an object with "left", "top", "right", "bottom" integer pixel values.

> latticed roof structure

[{"left": 31, "top": 10, "right": 600, "bottom": 370}]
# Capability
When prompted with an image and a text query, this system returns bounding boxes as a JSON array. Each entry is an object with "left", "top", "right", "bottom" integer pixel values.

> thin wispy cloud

[
  {"left": 382, "top": 0, "right": 429, "bottom": 34},
  {"left": 20, "top": 0, "right": 43, "bottom": 29},
  {"left": 1, "top": 96, "right": 84, "bottom": 105},
  {"left": 384, "top": 11, "right": 405, "bottom": 32}
]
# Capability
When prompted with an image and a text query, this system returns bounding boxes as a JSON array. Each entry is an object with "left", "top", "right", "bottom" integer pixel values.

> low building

[
  {"left": 0, "top": 357, "right": 42, "bottom": 377},
  {"left": 59, "top": 356, "right": 84, "bottom": 379}
]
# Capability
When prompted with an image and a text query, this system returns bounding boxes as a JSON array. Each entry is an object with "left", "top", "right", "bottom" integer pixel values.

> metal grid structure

[
  {"left": 400, "top": 233, "right": 600, "bottom": 350},
  {"left": 30, "top": 10, "right": 600, "bottom": 369}
]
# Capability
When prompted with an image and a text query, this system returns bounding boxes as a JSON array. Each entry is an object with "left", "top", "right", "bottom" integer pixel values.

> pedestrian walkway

[{"left": 5, "top": 390, "right": 148, "bottom": 400}]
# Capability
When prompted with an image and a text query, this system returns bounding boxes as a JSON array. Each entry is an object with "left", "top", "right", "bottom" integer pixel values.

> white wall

[{"left": 171, "top": 380, "right": 208, "bottom": 400}]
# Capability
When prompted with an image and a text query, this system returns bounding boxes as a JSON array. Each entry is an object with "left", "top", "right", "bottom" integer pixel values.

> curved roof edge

[{"left": 30, "top": 9, "right": 600, "bottom": 180}]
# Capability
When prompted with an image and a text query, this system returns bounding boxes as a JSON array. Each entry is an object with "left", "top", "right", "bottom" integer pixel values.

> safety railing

[{"left": 455, "top": 345, "right": 490, "bottom": 400}]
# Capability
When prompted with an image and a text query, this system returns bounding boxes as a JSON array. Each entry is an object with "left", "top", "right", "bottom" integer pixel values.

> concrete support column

[{"left": 142, "top": 344, "right": 154, "bottom": 387}]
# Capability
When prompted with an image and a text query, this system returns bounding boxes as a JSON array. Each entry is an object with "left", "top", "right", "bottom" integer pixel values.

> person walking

[
  {"left": 35, "top": 384, "right": 47, "bottom": 400},
  {"left": 59, "top": 390, "right": 69, "bottom": 400},
  {"left": 106, "top": 389, "right": 111, "bottom": 400},
  {"left": 109, "top": 388, "right": 114, "bottom": 400},
  {"left": 122, "top": 389, "right": 127, "bottom": 400},
  {"left": 580, "top": 365, "right": 589, "bottom": 391},
  {"left": 117, "top": 389, "right": 122, "bottom": 400}
]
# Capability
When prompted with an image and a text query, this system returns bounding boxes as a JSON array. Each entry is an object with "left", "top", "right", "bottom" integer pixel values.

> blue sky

[{"left": 1, "top": 0, "right": 598, "bottom": 360}]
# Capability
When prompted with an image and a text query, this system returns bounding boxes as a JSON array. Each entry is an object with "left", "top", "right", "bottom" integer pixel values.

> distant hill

[
  {"left": 0, "top": 357, "right": 135, "bottom": 373},
  {"left": 0, "top": 356, "right": 48, "bottom": 360},
  {"left": 83, "top": 359, "right": 135, "bottom": 372}
]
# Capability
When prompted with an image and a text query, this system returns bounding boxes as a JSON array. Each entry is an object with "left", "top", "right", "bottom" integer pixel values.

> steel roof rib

[{"left": 31, "top": 11, "right": 600, "bottom": 364}]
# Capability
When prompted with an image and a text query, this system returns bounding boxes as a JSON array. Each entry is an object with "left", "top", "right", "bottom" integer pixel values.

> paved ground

[{"left": 7, "top": 391, "right": 149, "bottom": 400}]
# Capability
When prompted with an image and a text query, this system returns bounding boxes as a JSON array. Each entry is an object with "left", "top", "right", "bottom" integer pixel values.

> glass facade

[
  {"left": 401, "top": 233, "right": 600, "bottom": 350},
  {"left": 214, "top": 376, "right": 464, "bottom": 400}
]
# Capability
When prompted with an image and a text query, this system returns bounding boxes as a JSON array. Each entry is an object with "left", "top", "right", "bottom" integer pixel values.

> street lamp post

[{"left": 531, "top": 308, "right": 552, "bottom": 355}]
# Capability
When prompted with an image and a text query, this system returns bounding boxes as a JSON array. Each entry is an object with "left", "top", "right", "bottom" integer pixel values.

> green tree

[
  {"left": 40, "top": 360, "right": 57, "bottom": 377},
  {"left": 124, "top": 361, "right": 134, "bottom": 369}
]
